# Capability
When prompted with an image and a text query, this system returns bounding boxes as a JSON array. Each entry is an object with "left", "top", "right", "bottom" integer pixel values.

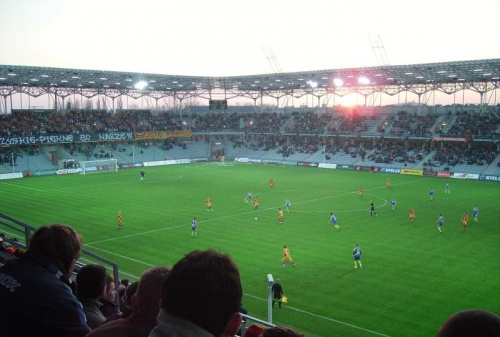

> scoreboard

[{"left": 209, "top": 99, "right": 228, "bottom": 110}]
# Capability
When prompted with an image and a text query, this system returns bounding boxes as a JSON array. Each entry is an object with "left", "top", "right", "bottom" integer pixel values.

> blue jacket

[{"left": 0, "top": 249, "right": 91, "bottom": 337}]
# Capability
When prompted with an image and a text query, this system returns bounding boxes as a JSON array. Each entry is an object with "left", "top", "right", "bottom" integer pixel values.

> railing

[{"left": 239, "top": 313, "right": 275, "bottom": 337}]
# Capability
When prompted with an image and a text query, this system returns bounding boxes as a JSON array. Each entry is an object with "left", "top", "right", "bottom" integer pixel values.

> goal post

[{"left": 79, "top": 159, "right": 118, "bottom": 175}]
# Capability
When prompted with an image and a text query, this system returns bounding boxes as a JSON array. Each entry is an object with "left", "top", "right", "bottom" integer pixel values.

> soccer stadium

[{"left": 1, "top": 2, "right": 500, "bottom": 337}]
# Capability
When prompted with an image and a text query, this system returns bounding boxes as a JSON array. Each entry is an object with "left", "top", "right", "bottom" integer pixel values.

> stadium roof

[{"left": 0, "top": 59, "right": 499, "bottom": 99}]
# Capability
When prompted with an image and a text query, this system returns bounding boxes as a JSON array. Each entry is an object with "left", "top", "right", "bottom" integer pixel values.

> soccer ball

[{"left": 255, "top": 217, "right": 258, "bottom": 220}]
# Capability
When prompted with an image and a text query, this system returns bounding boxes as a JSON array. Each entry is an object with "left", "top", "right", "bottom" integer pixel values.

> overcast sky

[{"left": 1, "top": 0, "right": 499, "bottom": 77}]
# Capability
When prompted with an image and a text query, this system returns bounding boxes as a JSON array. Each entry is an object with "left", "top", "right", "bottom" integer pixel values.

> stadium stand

[{"left": 1, "top": 106, "right": 499, "bottom": 174}]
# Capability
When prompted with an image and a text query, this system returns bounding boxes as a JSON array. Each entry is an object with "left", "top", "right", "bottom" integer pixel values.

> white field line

[
  {"left": 47, "top": 169, "right": 233, "bottom": 191},
  {"left": 86, "top": 178, "right": 426, "bottom": 245},
  {"left": 244, "top": 293, "right": 391, "bottom": 337},
  {"left": 81, "top": 246, "right": 391, "bottom": 337},
  {"left": 0, "top": 181, "right": 45, "bottom": 192}
]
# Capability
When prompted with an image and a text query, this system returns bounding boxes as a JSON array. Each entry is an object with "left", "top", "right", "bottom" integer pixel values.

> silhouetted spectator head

[
  {"left": 126, "top": 281, "right": 138, "bottom": 305},
  {"left": 261, "top": 326, "right": 306, "bottom": 337},
  {"left": 120, "top": 279, "right": 130, "bottom": 288},
  {"left": 160, "top": 249, "right": 242, "bottom": 337},
  {"left": 77, "top": 264, "right": 108, "bottom": 300},
  {"left": 29, "top": 223, "right": 82, "bottom": 278},
  {"left": 437, "top": 309, "right": 500, "bottom": 337}
]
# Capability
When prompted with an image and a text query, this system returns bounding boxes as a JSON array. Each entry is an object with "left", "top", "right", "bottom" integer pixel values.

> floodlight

[
  {"left": 134, "top": 81, "right": 148, "bottom": 90},
  {"left": 358, "top": 76, "right": 370, "bottom": 85},
  {"left": 333, "top": 78, "right": 344, "bottom": 87},
  {"left": 307, "top": 80, "right": 318, "bottom": 88}
]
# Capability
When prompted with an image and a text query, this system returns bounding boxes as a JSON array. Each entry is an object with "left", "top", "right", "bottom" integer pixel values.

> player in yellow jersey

[
  {"left": 282, "top": 245, "right": 296, "bottom": 267},
  {"left": 409, "top": 208, "right": 417, "bottom": 222},
  {"left": 253, "top": 197, "right": 260, "bottom": 211},
  {"left": 386, "top": 178, "right": 391, "bottom": 189},
  {"left": 278, "top": 208, "right": 284, "bottom": 224},
  {"left": 462, "top": 212, "right": 469, "bottom": 231},
  {"left": 205, "top": 196, "right": 213, "bottom": 211},
  {"left": 117, "top": 211, "right": 123, "bottom": 229},
  {"left": 269, "top": 178, "right": 275, "bottom": 189},
  {"left": 359, "top": 186, "right": 364, "bottom": 198}
]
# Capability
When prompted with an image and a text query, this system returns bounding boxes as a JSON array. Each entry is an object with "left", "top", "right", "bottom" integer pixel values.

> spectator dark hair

[
  {"left": 29, "top": 223, "right": 82, "bottom": 277},
  {"left": 126, "top": 281, "right": 138, "bottom": 304},
  {"left": 261, "top": 326, "right": 306, "bottom": 337},
  {"left": 160, "top": 249, "right": 242, "bottom": 336},
  {"left": 437, "top": 309, "right": 500, "bottom": 337},
  {"left": 77, "top": 264, "right": 108, "bottom": 299},
  {"left": 120, "top": 279, "right": 130, "bottom": 288}
]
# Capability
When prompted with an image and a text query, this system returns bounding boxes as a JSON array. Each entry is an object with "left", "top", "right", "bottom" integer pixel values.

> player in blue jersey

[
  {"left": 246, "top": 191, "right": 252, "bottom": 203},
  {"left": 285, "top": 200, "right": 291, "bottom": 212},
  {"left": 473, "top": 205, "right": 479, "bottom": 222},
  {"left": 329, "top": 212, "right": 340, "bottom": 230},
  {"left": 429, "top": 188, "right": 434, "bottom": 201},
  {"left": 191, "top": 217, "right": 197, "bottom": 238},
  {"left": 445, "top": 183, "right": 450, "bottom": 194},
  {"left": 437, "top": 214, "right": 444, "bottom": 233},
  {"left": 391, "top": 199, "right": 396, "bottom": 211},
  {"left": 353, "top": 244, "right": 362, "bottom": 269}
]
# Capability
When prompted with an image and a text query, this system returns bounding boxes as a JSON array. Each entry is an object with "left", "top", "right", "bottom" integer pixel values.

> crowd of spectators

[
  {"left": 284, "top": 111, "right": 328, "bottom": 134},
  {"left": 1, "top": 109, "right": 498, "bottom": 140},
  {"left": 388, "top": 111, "right": 436, "bottom": 137},
  {"left": 0, "top": 110, "right": 182, "bottom": 137},
  {"left": 1, "top": 109, "right": 499, "bottom": 171},
  {"left": 429, "top": 142, "right": 498, "bottom": 169},
  {"left": 192, "top": 112, "right": 284, "bottom": 133},
  {"left": 445, "top": 112, "right": 500, "bottom": 139},
  {"left": 368, "top": 140, "right": 431, "bottom": 165}
]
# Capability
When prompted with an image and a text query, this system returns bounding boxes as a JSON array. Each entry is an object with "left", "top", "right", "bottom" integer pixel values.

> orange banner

[{"left": 134, "top": 130, "right": 193, "bottom": 140}]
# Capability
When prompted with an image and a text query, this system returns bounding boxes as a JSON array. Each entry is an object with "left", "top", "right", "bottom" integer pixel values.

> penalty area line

[{"left": 244, "top": 293, "right": 391, "bottom": 337}]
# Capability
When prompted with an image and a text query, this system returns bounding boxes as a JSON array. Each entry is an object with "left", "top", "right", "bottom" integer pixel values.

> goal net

[{"left": 79, "top": 159, "right": 118, "bottom": 175}]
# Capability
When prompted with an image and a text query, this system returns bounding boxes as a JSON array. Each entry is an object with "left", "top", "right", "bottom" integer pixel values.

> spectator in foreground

[
  {"left": 261, "top": 326, "right": 306, "bottom": 337},
  {"left": 149, "top": 249, "right": 243, "bottom": 337},
  {"left": 0, "top": 224, "right": 91, "bottom": 337},
  {"left": 121, "top": 280, "right": 139, "bottom": 319},
  {"left": 87, "top": 266, "right": 171, "bottom": 337},
  {"left": 76, "top": 264, "right": 108, "bottom": 330},
  {"left": 436, "top": 309, "right": 500, "bottom": 337},
  {"left": 99, "top": 275, "right": 122, "bottom": 321}
]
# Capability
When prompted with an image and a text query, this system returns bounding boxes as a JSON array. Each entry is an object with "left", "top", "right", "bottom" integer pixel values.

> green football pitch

[{"left": 1, "top": 163, "right": 499, "bottom": 337}]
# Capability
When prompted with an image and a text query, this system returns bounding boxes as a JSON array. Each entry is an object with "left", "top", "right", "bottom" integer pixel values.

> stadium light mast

[{"left": 369, "top": 34, "right": 390, "bottom": 66}]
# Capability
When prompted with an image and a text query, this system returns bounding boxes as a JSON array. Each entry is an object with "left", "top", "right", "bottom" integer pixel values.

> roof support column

[
  {"left": 2, "top": 95, "right": 8, "bottom": 114},
  {"left": 260, "top": 90, "right": 263, "bottom": 113}
]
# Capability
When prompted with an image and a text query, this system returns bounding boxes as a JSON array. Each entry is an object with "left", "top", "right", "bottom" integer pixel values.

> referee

[{"left": 272, "top": 279, "right": 283, "bottom": 309}]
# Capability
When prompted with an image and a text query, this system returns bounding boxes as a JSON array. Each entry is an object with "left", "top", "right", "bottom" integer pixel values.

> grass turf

[{"left": 1, "top": 163, "right": 499, "bottom": 337}]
